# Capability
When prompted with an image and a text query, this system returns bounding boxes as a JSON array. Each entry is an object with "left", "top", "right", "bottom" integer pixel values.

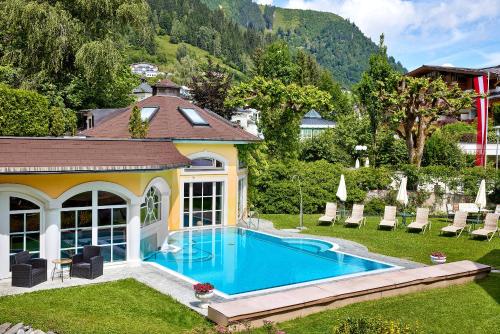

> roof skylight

[
  {"left": 179, "top": 108, "right": 209, "bottom": 126},
  {"left": 140, "top": 107, "right": 159, "bottom": 122}
]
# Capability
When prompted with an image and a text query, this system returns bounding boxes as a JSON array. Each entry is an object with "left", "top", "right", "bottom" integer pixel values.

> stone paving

[{"left": 0, "top": 220, "right": 425, "bottom": 317}]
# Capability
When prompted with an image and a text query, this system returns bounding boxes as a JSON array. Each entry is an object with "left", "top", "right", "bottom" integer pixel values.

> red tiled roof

[
  {"left": 153, "top": 79, "right": 180, "bottom": 88},
  {"left": 0, "top": 137, "right": 190, "bottom": 174},
  {"left": 81, "top": 95, "right": 259, "bottom": 142}
]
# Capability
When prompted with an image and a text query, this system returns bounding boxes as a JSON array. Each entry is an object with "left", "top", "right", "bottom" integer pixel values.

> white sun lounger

[
  {"left": 471, "top": 213, "right": 499, "bottom": 241},
  {"left": 378, "top": 206, "right": 397, "bottom": 230},
  {"left": 406, "top": 208, "right": 430, "bottom": 233},
  {"left": 440, "top": 211, "right": 468, "bottom": 237},
  {"left": 318, "top": 202, "right": 337, "bottom": 225}
]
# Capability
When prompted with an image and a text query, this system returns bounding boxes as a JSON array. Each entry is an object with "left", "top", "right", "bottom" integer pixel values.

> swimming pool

[{"left": 144, "top": 227, "right": 395, "bottom": 296}]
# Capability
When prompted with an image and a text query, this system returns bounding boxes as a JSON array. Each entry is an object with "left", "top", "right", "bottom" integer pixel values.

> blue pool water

[{"left": 144, "top": 227, "right": 393, "bottom": 295}]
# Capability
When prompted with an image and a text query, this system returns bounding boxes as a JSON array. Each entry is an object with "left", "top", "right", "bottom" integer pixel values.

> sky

[{"left": 254, "top": 0, "right": 500, "bottom": 71}]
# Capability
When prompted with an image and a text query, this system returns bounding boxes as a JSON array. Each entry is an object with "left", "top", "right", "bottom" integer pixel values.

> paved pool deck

[{"left": 0, "top": 220, "right": 464, "bottom": 321}]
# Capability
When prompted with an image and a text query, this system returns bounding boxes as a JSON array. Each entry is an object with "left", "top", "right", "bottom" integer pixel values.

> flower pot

[
  {"left": 430, "top": 255, "right": 447, "bottom": 264},
  {"left": 195, "top": 291, "right": 214, "bottom": 309}
]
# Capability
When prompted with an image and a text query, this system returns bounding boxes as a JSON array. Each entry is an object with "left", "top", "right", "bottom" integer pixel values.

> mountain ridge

[{"left": 201, "top": 0, "right": 406, "bottom": 86}]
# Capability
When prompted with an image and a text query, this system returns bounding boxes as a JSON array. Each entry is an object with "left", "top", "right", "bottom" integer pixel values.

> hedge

[
  {"left": 249, "top": 159, "right": 500, "bottom": 214},
  {"left": 0, "top": 84, "right": 50, "bottom": 136}
]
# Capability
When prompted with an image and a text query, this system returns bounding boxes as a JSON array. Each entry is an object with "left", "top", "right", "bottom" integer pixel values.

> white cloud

[{"left": 281, "top": 0, "right": 500, "bottom": 68}]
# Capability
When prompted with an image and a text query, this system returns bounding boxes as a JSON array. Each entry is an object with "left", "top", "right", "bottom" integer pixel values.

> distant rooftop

[{"left": 301, "top": 110, "right": 336, "bottom": 127}]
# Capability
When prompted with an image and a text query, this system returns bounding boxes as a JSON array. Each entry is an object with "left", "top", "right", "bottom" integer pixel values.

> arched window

[
  {"left": 141, "top": 187, "right": 161, "bottom": 227},
  {"left": 186, "top": 157, "right": 224, "bottom": 171},
  {"left": 60, "top": 191, "right": 127, "bottom": 263},
  {"left": 9, "top": 197, "right": 41, "bottom": 258}
]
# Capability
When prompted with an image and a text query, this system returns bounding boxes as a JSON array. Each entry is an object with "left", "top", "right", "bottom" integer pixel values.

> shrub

[
  {"left": 364, "top": 197, "right": 386, "bottom": 215},
  {"left": 332, "top": 317, "right": 420, "bottom": 334}
]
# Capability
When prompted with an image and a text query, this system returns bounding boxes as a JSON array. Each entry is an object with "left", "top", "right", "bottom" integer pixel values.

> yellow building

[{"left": 0, "top": 80, "right": 258, "bottom": 279}]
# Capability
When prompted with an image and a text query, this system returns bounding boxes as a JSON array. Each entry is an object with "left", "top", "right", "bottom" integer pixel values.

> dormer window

[
  {"left": 186, "top": 157, "right": 224, "bottom": 171},
  {"left": 179, "top": 108, "right": 209, "bottom": 126},
  {"left": 140, "top": 107, "right": 159, "bottom": 122}
]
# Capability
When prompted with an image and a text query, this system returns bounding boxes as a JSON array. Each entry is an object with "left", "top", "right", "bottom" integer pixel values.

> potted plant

[
  {"left": 194, "top": 282, "right": 214, "bottom": 308},
  {"left": 430, "top": 252, "right": 447, "bottom": 264}
]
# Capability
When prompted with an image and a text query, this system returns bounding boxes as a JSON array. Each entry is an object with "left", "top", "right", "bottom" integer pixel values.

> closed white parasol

[
  {"left": 336, "top": 174, "right": 347, "bottom": 202},
  {"left": 397, "top": 177, "right": 408, "bottom": 207},
  {"left": 475, "top": 179, "right": 487, "bottom": 210}
]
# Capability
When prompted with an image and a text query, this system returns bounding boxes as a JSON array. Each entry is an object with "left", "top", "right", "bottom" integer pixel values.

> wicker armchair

[
  {"left": 70, "top": 246, "right": 103, "bottom": 279},
  {"left": 11, "top": 251, "right": 47, "bottom": 288}
]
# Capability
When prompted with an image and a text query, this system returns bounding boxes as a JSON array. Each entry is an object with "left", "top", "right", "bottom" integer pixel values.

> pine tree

[{"left": 128, "top": 106, "right": 148, "bottom": 139}]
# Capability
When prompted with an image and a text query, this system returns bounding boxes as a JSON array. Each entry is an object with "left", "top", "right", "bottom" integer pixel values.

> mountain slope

[{"left": 200, "top": 0, "right": 406, "bottom": 87}]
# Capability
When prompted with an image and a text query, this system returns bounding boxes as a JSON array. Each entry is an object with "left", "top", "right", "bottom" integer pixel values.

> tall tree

[
  {"left": 355, "top": 35, "right": 397, "bottom": 165},
  {"left": 190, "top": 58, "right": 234, "bottom": 119},
  {"left": 252, "top": 41, "right": 297, "bottom": 84},
  {"left": 128, "top": 106, "right": 148, "bottom": 139},
  {"left": 0, "top": 0, "right": 151, "bottom": 110},
  {"left": 226, "top": 76, "right": 333, "bottom": 160},
  {"left": 383, "top": 75, "right": 473, "bottom": 167}
]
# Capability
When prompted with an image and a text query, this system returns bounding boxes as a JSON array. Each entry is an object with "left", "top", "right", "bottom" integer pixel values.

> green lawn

[
  {"left": 0, "top": 279, "right": 208, "bottom": 334},
  {"left": 252, "top": 273, "right": 500, "bottom": 334},
  {"left": 1, "top": 276, "right": 499, "bottom": 334},
  {"left": 261, "top": 214, "right": 500, "bottom": 268}
]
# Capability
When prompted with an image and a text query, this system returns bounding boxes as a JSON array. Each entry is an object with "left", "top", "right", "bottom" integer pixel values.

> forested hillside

[
  {"left": 200, "top": 0, "right": 406, "bottom": 87},
  {"left": 147, "top": 0, "right": 275, "bottom": 73}
]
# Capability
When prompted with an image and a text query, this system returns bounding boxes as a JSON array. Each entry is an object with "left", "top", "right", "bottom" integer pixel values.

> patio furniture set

[
  {"left": 10, "top": 245, "right": 104, "bottom": 288},
  {"left": 318, "top": 202, "right": 500, "bottom": 241}
]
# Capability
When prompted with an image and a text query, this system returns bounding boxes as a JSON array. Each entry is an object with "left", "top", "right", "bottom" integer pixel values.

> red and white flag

[{"left": 474, "top": 75, "right": 489, "bottom": 166}]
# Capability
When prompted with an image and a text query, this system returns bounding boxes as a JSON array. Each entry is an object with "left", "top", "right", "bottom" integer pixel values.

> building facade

[
  {"left": 0, "top": 80, "right": 258, "bottom": 279},
  {"left": 300, "top": 110, "right": 336, "bottom": 140}
]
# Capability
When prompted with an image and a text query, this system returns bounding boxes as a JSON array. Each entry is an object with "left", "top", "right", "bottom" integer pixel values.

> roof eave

[{"left": 0, "top": 162, "right": 190, "bottom": 175}]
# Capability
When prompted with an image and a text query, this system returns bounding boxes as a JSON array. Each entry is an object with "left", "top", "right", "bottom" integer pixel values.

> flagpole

[{"left": 485, "top": 72, "right": 490, "bottom": 168}]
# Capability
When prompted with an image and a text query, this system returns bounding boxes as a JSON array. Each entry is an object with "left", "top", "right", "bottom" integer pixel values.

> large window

[
  {"left": 61, "top": 191, "right": 127, "bottom": 262},
  {"left": 9, "top": 197, "right": 40, "bottom": 258},
  {"left": 141, "top": 187, "right": 161, "bottom": 227},
  {"left": 183, "top": 182, "right": 223, "bottom": 228}
]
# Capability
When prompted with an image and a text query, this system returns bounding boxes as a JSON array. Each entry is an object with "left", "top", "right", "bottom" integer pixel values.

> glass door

[{"left": 183, "top": 181, "right": 223, "bottom": 228}]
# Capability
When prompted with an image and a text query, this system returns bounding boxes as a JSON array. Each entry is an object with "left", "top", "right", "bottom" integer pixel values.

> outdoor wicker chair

[
  {"left": 11, "top": 251, "right": 47, "bottom": 288},
  {"left": 70, "top": 245, "right": 104, "bottom": 279}
]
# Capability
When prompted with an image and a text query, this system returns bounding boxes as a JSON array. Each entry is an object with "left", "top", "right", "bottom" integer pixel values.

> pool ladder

[{"left": 240, "top": 208, "right": 260, "bottom": 230}]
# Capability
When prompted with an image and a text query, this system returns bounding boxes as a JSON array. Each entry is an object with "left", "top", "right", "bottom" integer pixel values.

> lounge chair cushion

[
  {"left": 471, "top": 228, "right": 496, "bottom": 236},
  {"left": 318, "top": 215, "right": 334, "bottom": 222},
  {"left": 379, "top": 219, "right": 396, "bottom": 227},
  {"left": 407, "top": 222, "right": 426, "bottom": 229},
  {"left": 441, "top": 225, "right": 462, "bottom": 233},
  {"left": 345, "top": 217, "right": 362, "bottom": 225}
]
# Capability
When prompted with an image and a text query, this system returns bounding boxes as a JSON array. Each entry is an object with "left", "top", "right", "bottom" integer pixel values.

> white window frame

[
  {"left": 8, "top": 197, "right": 41, "bottom": 257},
  {"left": 180, "top": 177, "right": 228, "bottom": 229},
  {"left": 60, "top": 190, "right": 128, "bottom": 263},
  {"left": 237, "top": 175, "right": 248, "bottom": 220},
  {"left": 181, "top": 152, "right": 228, "bottom": 176},
  {"left": 140, "top": 186, "right": 162, "bottom": 228}
]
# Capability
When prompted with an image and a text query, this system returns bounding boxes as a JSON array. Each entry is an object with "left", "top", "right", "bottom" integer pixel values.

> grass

[
  {"left": 0, "top": 279, "right": 208, "bottom": 334},
  {"left": 1, "top": 276, "right": 499, "bottom": 334},
  {"left": 2, "top": 218, "right": 499, "bottom": 334},
  {"left": 251, "top": 273, "right": 500, "bottom": 334},
  {"left": 261, "top": 214, "right": 500, "bottom": 268}
]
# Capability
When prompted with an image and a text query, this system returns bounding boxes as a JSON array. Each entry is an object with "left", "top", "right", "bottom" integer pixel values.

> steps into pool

[{"left": 207, "top": 260, "right": 491, "bottom": 328}]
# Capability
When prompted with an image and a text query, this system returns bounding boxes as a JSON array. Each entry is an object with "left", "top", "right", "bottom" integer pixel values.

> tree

[
  {"left": 355, "top": 35, "right": 397, "bottom": 165},
  {"left": 128, "top": 106, "right": 148, "bottom": 139},
  {"left": 226, "top": 76, "right": 333, "bottom": 160},
  {"left": 191, "top": 59, "right": 234, "bottom": 120},
  {"left": 299, "top": 130, "right": 351, "bottom": 165},
  {"left": 0, "top": 0, "right": 152, "bottom": 110},
  {"left": 383, "top": 75, "right": 473, "bottom": 167},
  {"left": 252, "top": 41, "right": 297, "bottom": 84}
]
